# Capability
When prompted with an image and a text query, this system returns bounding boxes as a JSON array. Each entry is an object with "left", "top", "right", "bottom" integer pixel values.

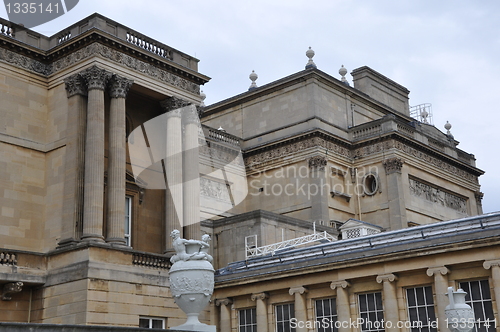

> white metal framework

[
  {"left": 245, "top": 231, "right": 336, "bottom": 259},
  {"left": 410, "top": 103, "right": 433, "bottom": 125}
]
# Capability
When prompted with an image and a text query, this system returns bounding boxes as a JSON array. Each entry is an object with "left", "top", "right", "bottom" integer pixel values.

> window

[
  {"left": 358, "top": 292, "right": 384, "bottom": 332},
  {"left": 459, "top": 280, "right": 495, "bottom": 332},
  {"left": 239, "top": 308, "right": 257, "bottom": 332},
  {"left": 406, "top": 286, "right": 437, "bottom": 332},
  {"left": 276, "top": 303, "right": 295, "bottom": 332},
  {"left": 125, "top": 196, "right": 132, "bottom": 246},
  {"left": 315, "top": 298, "right": 337, "bottom": 332},
  {"left": 139, "top": 317, "right": 165, "bottom": 329}
]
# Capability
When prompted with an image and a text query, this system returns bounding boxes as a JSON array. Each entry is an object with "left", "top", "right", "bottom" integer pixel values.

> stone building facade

[{"left": 0, "top": 13, "right": 493, "bottom": 332}]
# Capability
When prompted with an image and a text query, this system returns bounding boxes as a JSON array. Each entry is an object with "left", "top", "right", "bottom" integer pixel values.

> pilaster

[
  {"left": 426, "top": 266, "right": 450, "bottom": 331},
  {"left": 251, "top": 292, "right": 269, "bottom": 332},
  {"left": 330, "top": 280, "right": 351, "bottom": 332},
  {"left": 383, "top": 157, "right": 406, "bottom": 230},
  {"left": 215, "top": 298, "right": 232, "bottom": 332},
  {"left": 308, "top": 155, "right": 329, "bottom": 223},
  {"left": 484, "top": 260, "right": 500, "bottom": 320},
  {"left": 376, "top": 273, "right": 399, "bottom": 332},
  {"left": 289, "top": 286, "right": 308, "bottom": 332}
]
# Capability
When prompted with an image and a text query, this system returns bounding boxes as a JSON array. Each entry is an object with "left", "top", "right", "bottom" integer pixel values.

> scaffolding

[{"left": 410, "top": 103, "right": 433, "bottom": 125}]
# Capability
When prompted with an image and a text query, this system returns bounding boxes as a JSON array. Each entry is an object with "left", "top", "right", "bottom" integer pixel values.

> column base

[
  {"left": 81, "top": 234, "right": 106, "bottom": 243},
  {"left": 106, "top": 238, "right": 128, "bottom": 247},
  {"left": 56, "top": 237, "right": 80, "bottom": 249}
]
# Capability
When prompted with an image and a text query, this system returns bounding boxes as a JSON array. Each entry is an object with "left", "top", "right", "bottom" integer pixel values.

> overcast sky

[{"left": 2, "top": 0, "right": 498, "bottom": 213}]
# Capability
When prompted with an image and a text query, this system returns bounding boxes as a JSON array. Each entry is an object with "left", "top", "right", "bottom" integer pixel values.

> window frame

[
  {"left": 238, "top": 307, "right": 257, "bottom": 332},
  {"left": 275, "top": 302, "right": 296, "bottom": 332},
  {"left": 357, "top": 291, "right": 385, "bottom": 332},
  {"left": 459, "top": 279, "right": 495, "bottom": 332},
  {"left": 139, "top": 316, "right": 166, "bottom": 329},
  {"left": 314, "top": 297, "right": 338, "bottom": 332},
  {"left": 405, "top": 285, "right": 437, "bottom": 332}
]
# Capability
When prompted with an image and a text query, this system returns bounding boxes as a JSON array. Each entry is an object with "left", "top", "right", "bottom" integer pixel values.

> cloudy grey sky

[{"left": 2, "top": 0, "right": 498, "bottom": 213}]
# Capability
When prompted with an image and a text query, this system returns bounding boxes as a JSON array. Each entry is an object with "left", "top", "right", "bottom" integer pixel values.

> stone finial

[
  {"left": 445, "top": 121, "right": 453, "bottom": 138},
  {"left": 339, "top": 65, "right": 349, "bottom": 85},
  {"left": 248, "top": 70, "right": 258, "bottom": 91},
  {"left": 305, "top": 47, "right": 317, "bottom": 69}
]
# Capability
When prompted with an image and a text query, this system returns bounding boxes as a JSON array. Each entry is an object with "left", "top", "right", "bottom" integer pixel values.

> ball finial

[
  {"left": 444, "top": 121, "right": 453, "bottom": 138},
  {"left": 200, "top": 90, "right": 206, "bottom": 107},
  {"left": 248, "top": 70, "right": 258, "bottom": 91},
  {"left": 339, "top": 65, "right": 349, "bottom": 85},
  {"left": 305, "top": 47, "right": 317, "bottom": 69}
]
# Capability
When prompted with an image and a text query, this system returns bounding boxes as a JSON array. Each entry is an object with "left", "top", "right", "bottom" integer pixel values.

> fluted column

[
  {"left": 106, "top": 74, "right": 133, "bottom": 246},
  {"left": 484, "top": 260, "right": 500, "bottom": 319},
  {"left": 81, "top": 65, "right": 111, "bottom": 242},
  {"left": 182, "top": 104, "right": 201, "bottom": 240},
  {"left": 426, "top": 266, "right": 450, "bottom": 332},
  {"left": 160, "top": 97, "right": 187, "bottom": 250},
  {"left": 251, "top": 292, "right": 269, "bottom": 332},
  {"left": 331, "top": 280, "right": 351, "bottom": 332},
  {"left": 59, "top": 74, "right": 87, "bottom": 247},
  {"left": 215, "top": 298, "right": 232, "bottom": 332},
  {"left": 376, "top": 274, "right": 399, "bottom": 332},
  {"left": 289, "top": 286, "right": 308, "bottom": 332}
]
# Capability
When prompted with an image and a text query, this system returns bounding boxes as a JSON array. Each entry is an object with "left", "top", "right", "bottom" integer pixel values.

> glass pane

[
  {"left": 481, "top": 280, "right": 491, "bottom": 299},
  {"left": 407, "top": 288, "right": 416, "bottom": 307},
  {"left": 460, "top": 282, "right": 471, "bottom": 301},
  {"left": 483, "top": 300, "right": 494, "bottom": 319},
  {"left": 246, "top": 309, "right": 252, "bottom": 323},
  {"left": 367, "top": 293, "right": 375, "bottom": 311},
  {"left": 409, "top": 308, "right": 418, "bottom": 322},
  {"left": 316, "top": 300, "right": 324, "bottom": 317},
  {"left": 331, "top": 298, "right": 337, "bottom": 315},
  {"left": 284, "top": 304, "right": 290, "bottom": 320},
  {"left": 239, "top": 310, "right": 245, "bottom": 325},
  {"left": 417, "top": 307, "right": 428, "bottom": 323},
  {"left": 471, "top": 281, "right": 481, "bottom": 301},
  {"left": 359, "top": 294, "right": 367, "bottom": 312},
  {"left": 324, "top": 299, "right": 331, "bottom": 316},
  {"left": 139, "top": 318, "right": 149, "bottom": 328},
  {"left": 277, "top": 305, "right": 283, "bottom": 321},
  {"left": 424, "top": 286, "right": 434, "bottom": 304},
  {"left": 416, "top": 287, "right": 425, "bottom": 305},
  {"left": 152, "top": 319, "right": 163, "bottom": 328},
  {"left": 375, "top": 292, "right": 383, "bottom": 309}
]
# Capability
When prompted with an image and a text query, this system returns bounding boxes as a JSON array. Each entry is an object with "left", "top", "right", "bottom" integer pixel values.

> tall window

[
  {"left": 239, "top": 308, "right": 257, "bottom": 332},
  {"left": 406, "top": 286, "right": 437, "bottom": 332},
  {"left": 358, "top": 292, "right": 384, "bottom": 332},
  {"left": 125, "top": 196, "right": 132, "bottom": 246},
  {"left": 315, "top": 298, "right": 337, "bottom": 332},
  {"left": 139, "top": 317, "right": 165, "bottom": 329},
  {"left": 459, "top": 280, "right": 495, "bottom": 332},
  {"left": 276, "top": 303, "right": 295, "bottom": 332}
]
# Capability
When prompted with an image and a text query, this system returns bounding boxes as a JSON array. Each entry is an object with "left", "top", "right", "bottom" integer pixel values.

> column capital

[
  {"left": 289, "top": 286, "right": 308, "bottom": 296},
  {"left": 484, "top": 260, "right": 500, "bottom": 269},
  {"left": 160, "top": 96, "right": 192, "bottom": 112},
  {"left": 215, "top": 298, "right": 233, "bottom": 306},
  {"left": 330, "top": 280, "right": 351, "bottom": 290},
  {"left": 376, "top": 273, "right": 398, "bottom": 283},
  {"left": 81, "top": 65, "right": 112, "bottom": 91},
  {"left": 109, "top": 74, "right": 133, "bottom": 98},
  {"left": 308, "top": 155, "right": 327, "bottom": 170},
  {"left": 64, "top": 73, "right": 87, "bottom": 97},
  {"left": 475, "top": 191, "right": 484, "bottom": 206},
  {"left": 426, "top": 266, "right": 449, "bottom": 277},
  {"left": 383, "top": 157, "right": 404, "bottom": 174},
  {"left": 251, "top": 292, "right": 269, "bottom": 301}
]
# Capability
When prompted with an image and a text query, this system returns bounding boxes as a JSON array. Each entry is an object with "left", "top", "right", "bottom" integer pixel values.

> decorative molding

[
  {"left": 409, "top": 177, "right": 467, "bottom": 214},
  {"left": 308, "top": 156, "right": 327, "bottom": 170},
  {"left": 483, "top": 260, "right": 500, "bottom": 270},
  {"left": 251, "top": 292, "right": 269, "bottom": 301},
  {"left": 80, "top": 65, "right": 112, "bottom": 91},
  {"left": 2, "top": 282, "right": 23, "bottom": 301},
  {"left": 109, "top": 74, "right": 133, "bottom": 98},
  {"left": 215, "top": 298, "right": 233, "bottom": 306},
  {"left": 0, "top": 42, "right": 200, "bottom": 94},
  {"left": 426, "top": 266, "right": 450, "bottom": 277},
  {"left": 376, "top": 273, "right": 398, "bottom": 283},
  {"left": 383, "top": 157, "right": 404, "bottom": 174},
  {"left": 475, "top": 191, "right": 484, "bottom": 206},
  {"left": 330, "top": 280, "right": 351, "bottom": 290},
  {"left": 289, "top": 286, "right": 308, "bottom": 296},
  {"left": 64, "top": 73, "right": 87, "bottom": 97}
]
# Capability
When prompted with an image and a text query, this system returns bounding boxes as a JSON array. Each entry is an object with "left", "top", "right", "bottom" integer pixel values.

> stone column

[
  {"left": 58, "top": 74, "right": 87, "bottom": 247},
  {"left": 309, "top": 156, "right": 329, "bottom": 223},
  {"left": 81, "top": 65, "right": 111, "bottom": 242},
  {"left": 182, "top": 104, "right": 201, "bottom": 240},
  {"left": 215, "top": 298, "right": 232, "bottom": 332},
  {"left": 289, "top": 286, "right": 308, "bottom": 332},
  {"left": 426, "top": 266, "right": 450, "bottom": 332},
  {"left": 160, "top": 97, "right": 187, "bottom": 250},
  {"left": 483, "top": 260, "right": 500, "bottom": 319},
  {"left": 475, "top": 191, "right": 484, "bottom": 215},
  {"left": 106, "top": 74, "right": 133, "bottom": 246},
  {"left": 330, "top": 280, "right": 351, "bottom": 332},
  {"left": 376, "top": 274, "right": 399, "bottom": 332},
  {"left": 251, "top": 292, "right": 269, "bottom": 332},
  {"left": 383, "top": 158, "right": 406, "bottom": 230}
]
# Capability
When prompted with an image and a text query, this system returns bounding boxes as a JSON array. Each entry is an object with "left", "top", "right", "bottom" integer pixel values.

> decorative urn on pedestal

[
  {"left": 168, "top": 230, "right": 216, "bottom": 332},
  {"left": 445, "top": 287, "right": 475, "bottom": 332}
]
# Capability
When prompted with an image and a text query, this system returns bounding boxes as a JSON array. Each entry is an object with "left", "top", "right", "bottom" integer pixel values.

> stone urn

[
  {"left": 168, "top": 230, "right": 215, "bottom": 332},
  {"left": 445, "top": 287, "right": 475, "bottom": 332}
]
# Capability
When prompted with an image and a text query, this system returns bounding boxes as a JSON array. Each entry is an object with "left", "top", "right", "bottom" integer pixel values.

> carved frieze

[
  {"left": 409, "top": 177, "right": 467, "bottom": 214},
  {"left": 169, "top": 271, "right": 214, "bottom": 296},
  {"left": 200, "top": 177, "right": 231, "bottom": 202},
  {"left": 0, "top": 43, "right": 200, "bottom": 94},
  {"left": 308, "top": 156, "right": 327, "bottom": 170}
]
